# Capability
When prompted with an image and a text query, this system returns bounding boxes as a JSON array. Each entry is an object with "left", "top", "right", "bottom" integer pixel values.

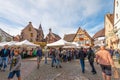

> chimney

[
  {"left": 29, "top": 21, "right": 32, "bottom": 24},
  {"left": 49, "top": 28, "right": 52, "bottom": 33}
]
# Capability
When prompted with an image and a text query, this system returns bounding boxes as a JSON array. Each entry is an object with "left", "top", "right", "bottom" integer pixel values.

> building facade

[
  {"left": 45, "top": 28, "right": 61, "bottom": 43},
  {"left": 73, "top": 27, "right": 93, "bottom": 47},
  {"left": 104, "top": 14, "right": 118, "bottom": 49},
  {"left": 21, "top": 22, "right": 44, "bottom": 42},
  {"left": 114, "top": 0, "right": 120, "bottom": 48},
  {"left": 93, "top": 28, "right": 105, "bottom": 47}
]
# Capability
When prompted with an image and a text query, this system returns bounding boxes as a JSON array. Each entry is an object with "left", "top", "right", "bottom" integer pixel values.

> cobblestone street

[{"left": 0, "top": 58, "right": 120, "bottom": 80}]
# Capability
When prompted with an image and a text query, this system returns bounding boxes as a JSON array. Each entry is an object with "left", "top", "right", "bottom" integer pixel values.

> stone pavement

[
  {"left": 0, "top": 60, "right": 36, "bottom": 80},
  {"left": 0, "top": 58, "right": 120, "bottom": 80}
]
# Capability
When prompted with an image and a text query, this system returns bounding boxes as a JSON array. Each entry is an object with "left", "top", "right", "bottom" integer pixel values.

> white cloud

[
  {"left": 88, "top": 23, "right": 104, "bottom": 37},
  {"left": 0, "top": 22, "right": 23, "bottom": 36},
  {"left": 0, "top": 0, "right": 113, "bottom": 38}
]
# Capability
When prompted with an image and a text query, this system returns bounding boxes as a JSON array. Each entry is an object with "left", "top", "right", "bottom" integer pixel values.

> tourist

[
  {"left": 36, "top": 47, "right": 43, "bottom": 69},
  {"left": 9, "top": 47, "right": 14, "bottom": 64},
  {"left": 51, "top": 48, "right": 56, "bottom": 67},
  {"left": 109, "top": 47, "right": 114, "bottom": 58},
  {"left": 33, "top": 48, "right": 37, "bottom": 57},
  {"left": 87, "top": 47, "right": 97, "bottom": 74},
  {"left": 0, "top": 45, "right": 10, "bottom": 71},
  {"left": 8, "top": 49, "right": 21, "bottom": 80},
  {"left": 79, "top": 47, "right": 86, "bottom": 73},
  {"left": 55, "top": 48, "right": 62, "bottom": 68},
  {"left": 62, "top": 49, "right": 67, "bottom": 62},
  {"left": 44, "top": 46, "right": 48, "bottom": 64},
  {"left": 114, "top": 49, "right": 120, "bottom": 60},
  {"left": 96, "top": 46, "right": 115, "bottom": 80},
  {"left": 73, "top": 49, "right": 77, "bottom": 60}
]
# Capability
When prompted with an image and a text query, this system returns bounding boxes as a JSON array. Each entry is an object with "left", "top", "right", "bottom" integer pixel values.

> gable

[{"left": 73, "top": 27, "right": 92, "bottom": 42}]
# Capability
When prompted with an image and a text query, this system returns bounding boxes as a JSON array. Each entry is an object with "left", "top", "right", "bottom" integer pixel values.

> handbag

[{"left": 113, "top": 68, "right": 119, "bottom": 79}]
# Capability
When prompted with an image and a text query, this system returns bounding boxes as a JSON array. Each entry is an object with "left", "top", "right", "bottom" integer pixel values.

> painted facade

[{"left": 73, "top": 27, "right": 93, "bottom": 47}]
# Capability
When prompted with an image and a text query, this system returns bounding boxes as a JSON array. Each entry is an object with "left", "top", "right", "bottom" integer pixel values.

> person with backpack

[
  {"left": 79, "top": 47, "right": 86, "bottom": 73},
  {"left": 87, "top": 47, "right": 97, "bottom": 74}
]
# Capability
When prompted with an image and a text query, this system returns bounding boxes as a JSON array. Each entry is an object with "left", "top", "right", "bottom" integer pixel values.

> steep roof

[
  {"left": 0, "top": 28, "right": 12, "bottom": 37},
  {"left": 0, "top": 28, "right": 13, "bottom": 41},
  {"left": 22, "top": 22, "right": 34, "bottom": 31},
  {"left": 106, "top": 14, "right": 114, "bottom": 25},
  {"left": 93, "top": 28, "right": 105, "bottom": 39},
  {"left": 73, "top": 27, "right": 93, "bottom": 40},
  {"left": 52, "top": 33, "right": 61, "bottom": 39},
  {"left": 63, "top": 34, "right": 76, "bottom": 42},
  {"left": 45, "top": 28, "right": 61, "bottom": 40}
]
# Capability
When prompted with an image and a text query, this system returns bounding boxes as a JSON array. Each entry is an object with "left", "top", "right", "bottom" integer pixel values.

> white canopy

[
  {"left": 0, "top": 42, "right": 7, "bottom": 47},
  {"left": 6, "top": 41, "right": 19, "bottom": 46},
  {"left": 15, "top": 40, "right": 39, "bottom": 47},
  {"left": 47, "top": 39, "right": 75, "bottom": 47},
  {"left": 72, "top": 42, "right": 79, "bottom": 47}
]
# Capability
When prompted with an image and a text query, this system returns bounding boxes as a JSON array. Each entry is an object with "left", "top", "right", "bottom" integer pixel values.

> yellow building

[
  {"left": 73, "top": 27, "right": 93, "bottom": 47},
  {"left": 105, "top": 14, "right": 118, "bottom": 49}
]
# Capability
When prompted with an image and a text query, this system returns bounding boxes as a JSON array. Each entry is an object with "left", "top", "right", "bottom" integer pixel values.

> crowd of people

[{"left": 0, "top": 44, "right": 120, "bottom": 80}]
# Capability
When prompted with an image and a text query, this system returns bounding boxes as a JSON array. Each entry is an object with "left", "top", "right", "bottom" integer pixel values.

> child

[{"left": 8, "top": 49, "right": 21, "bottom": 80}]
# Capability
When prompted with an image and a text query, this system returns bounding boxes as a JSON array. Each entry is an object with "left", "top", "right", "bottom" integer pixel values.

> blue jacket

[
  {"left": 36, "top": 49, "right": 42, "bottom": 57},
  {"left": 0, "top": 48, "right": 10, "bottom": 57}
]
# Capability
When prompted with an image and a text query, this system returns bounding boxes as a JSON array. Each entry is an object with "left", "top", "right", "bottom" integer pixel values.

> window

[
  {"left": 117, "top": 1, "right": 119, "bottom": 7},
  {"left": 116, "top": 13, "right": 118, "bottom": 19},
  {"left": 30, "top": 33, "right": 33, "bottom": 37},
  {"left": 29, "top": 27, "right": 31, "bottom": 31}
]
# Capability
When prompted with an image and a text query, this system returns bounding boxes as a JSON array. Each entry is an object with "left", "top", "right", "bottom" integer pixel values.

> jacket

[{"left": 0, "top": 48, "right": 10, "bottom": 57}]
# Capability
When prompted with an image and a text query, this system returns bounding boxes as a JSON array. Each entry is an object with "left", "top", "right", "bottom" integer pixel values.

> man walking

[
  {"left": 51, "top": 48, "right": 56, "bottom": 67},
  {"left": 96, "top": 46, "right": 115, "bottom": 80},
  {"left": 36, "top": 47, "right": 42, "bottom": 69},
  {"left": 79, "top": 47, "right": 86, "bottom": 73},
  {"left": 87, "top": 47, "right": 96, "bottom": 74},
  {"left": 55, "top": 48, "right": 62, "bottom": 68}
]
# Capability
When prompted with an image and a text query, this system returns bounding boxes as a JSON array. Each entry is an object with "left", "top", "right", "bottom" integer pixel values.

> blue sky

[{"left": 0, "top": 0, "right": 114, "bottom": 38}]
